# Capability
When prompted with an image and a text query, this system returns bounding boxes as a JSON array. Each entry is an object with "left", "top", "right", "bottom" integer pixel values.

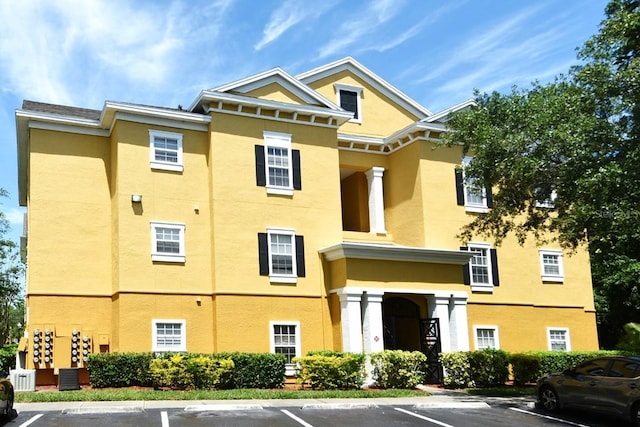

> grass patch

[
  {"left": 16, "top": 388, "right": 427, "bottom": 403},
  {"left": 464, "top": 386, "right": 535, "bottom": 397}
]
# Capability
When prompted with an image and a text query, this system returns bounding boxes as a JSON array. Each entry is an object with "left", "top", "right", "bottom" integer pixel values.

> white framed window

[
  {"left": 151, "top": 221, "right": 185, "bottom": 263},
  {"left": 267, "top": 227, "right": 296, "bottom": 283},
  {"left": 335, "top": 83, "right": 363, "bottom": 124},
  {"left": 462, "top": 156, "right": 488, "bottom": 213},
  {"left": 152, "top": 319, "right": 186, "bottom": 352},
  {"left": 264, "top": 131, "right": 293, "bottom": 196},
  {"left": 535, "top": 189, "right": 557, "bottom": 208},
  {"left": 466, "top": 242, "right": 496, "bottom": 292},
  {"left": 474, "top": 326, "right": 500, "bottom": 350},
  {"left": 539, "top": 249, "right": 564, "bottom": 282},
  {"left": 270, "top": 321, "right": 301, "bottom": 376},
  {"left": 548, "top": 327, "right": 571, "bottom": 351},
  {"left": 149, "top": 130, "right": 183, "bottom": 172}
]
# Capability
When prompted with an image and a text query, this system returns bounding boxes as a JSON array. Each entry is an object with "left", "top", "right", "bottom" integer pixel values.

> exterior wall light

[{"left": 131, "top": 194, "right": 142, "bottom": 203}]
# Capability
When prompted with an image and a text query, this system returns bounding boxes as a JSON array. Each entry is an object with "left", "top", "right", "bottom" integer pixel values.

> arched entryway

[
  {"left": 382, "top": 296, "right": 443, "bottom": 383},
  {"left": 382, "top": 297, "right": 421, "bottom": 351}
]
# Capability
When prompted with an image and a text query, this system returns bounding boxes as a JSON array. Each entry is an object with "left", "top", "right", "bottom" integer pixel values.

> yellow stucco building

[{"left": 15, "top": 57, "right": 598, "bottom": 384}]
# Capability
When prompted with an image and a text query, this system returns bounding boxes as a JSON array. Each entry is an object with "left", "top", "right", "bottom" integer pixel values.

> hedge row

[
  {"left": 294, "top": 350, "right": 428, "bottom": 390},
  {"left": 440, "top": 349, "right": 629, "bottom": 388},
  {"left": 87, "top": 352, "right": 286, "bottom": 389}
]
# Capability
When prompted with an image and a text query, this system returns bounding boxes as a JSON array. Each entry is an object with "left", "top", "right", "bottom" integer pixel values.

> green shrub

[
  {"left": 439, "top": 352, "right": 472, "bottom": 388},
  {"left": 531, "top": 350, "right": 622, "bottom": 377},
  {"left": 467, "top": 349, "right": 509, "bottom": 387},
  {"left": 509, "top": 353, "right": 541, "bottom": 385},
  {"left": 215, "top": 352, "right": 286, "bottom": 389},
  {"left": 149, "top": 353, "right": 234, "bottom": 390},
  {"left": 370, "top": 350, "right": 427, "bottom": 389},
  {"left": 295, "top": 353, "right": 365, "bottom": 390},
  {"left": 87, "top": 352, "right": 154, "bottom": 388},
  {"left": 0, "top": 344, "right": 17, "bottom": 373}
]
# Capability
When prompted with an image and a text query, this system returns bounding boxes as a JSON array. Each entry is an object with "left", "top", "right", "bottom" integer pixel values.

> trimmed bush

[
  {"left": 295, "top": 352, "right": 365, "bottom": 390},
  {"left": 87, "top": 352, "right": 154, "bottom": 388},
  {"left": 0, "top": 344, "right": 17, "bottom": 373},
  {"left": 532, "top": 350, "right": 622, "bottom": 377},
  {"left": 509, "top": 353, "right": 541, "bottom": 385},
  {"left": 150, "top": 354, "right": 234, "bottom": 390},
  {"left": 215, "top": 352, "right": 286, "bottom": 389},
  {"left": 468, "top": 349, "right": 509, "bottom": 387},
  {"left": 440, "top": 352, "right": 473, "bottom": 388},
  {"left": 370, "top": 350, "right": 427, "bottom": 389}
]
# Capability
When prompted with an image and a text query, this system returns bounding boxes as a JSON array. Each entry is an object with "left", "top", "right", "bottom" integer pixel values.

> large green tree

[
  {"left": 443, "top": 0, "right": 640, "bottom": 348},
  {"left": 0, "top": 188, "right": 24, "bottom": 346}
]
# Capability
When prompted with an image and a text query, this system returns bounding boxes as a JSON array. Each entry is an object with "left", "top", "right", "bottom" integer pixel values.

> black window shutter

[
  {"left": 255, "top": 145, "right": 266, "bottom": 187},
  {"left": 490, "top": 248, "right": 500, "bottom": 286},
  {"left": 455, "top": 169, "right": 464, "bottom": 205},
  {"left": 486, "top": 185, "right": 493, "bottom": 208},
  {"left": 296, "top": 235, "right": 306, "bottom": 277},
  {"left": 292, "top": 149, "right": 302, "bottom": 190},
  {"left": 460, "top": 246, "right": 470, "bottom": 285},
  {"left": 258, "top": 233, "right": 269, "bottom": 276}
]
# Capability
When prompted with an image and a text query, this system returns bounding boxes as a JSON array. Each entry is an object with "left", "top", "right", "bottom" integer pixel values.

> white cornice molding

[
  {"left": 319, "top": 241, "right": 473, "bottom": 265},
  {"left": 424, "top": 98, "right": 476, "bottom": 123},
  {"left": 199, "top": 91, "right": 353, "bottom": 127}
]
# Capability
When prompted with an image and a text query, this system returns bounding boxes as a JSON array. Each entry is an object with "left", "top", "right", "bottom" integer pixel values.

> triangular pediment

[
  {"left": 211, "top": 67, "right": 340, "bottom": 110},
  {"left": 297, "top": 57, "right": 432, "bottom": 120}
]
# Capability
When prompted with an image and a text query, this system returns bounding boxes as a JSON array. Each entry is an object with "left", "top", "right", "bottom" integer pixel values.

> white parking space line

[
  {"left": 161, "top": 410, "right": 169, "bottom": 427},
  {"left": 18, "top": 413, "right": 44, "bottom": 427},
  {"left": 395, "top": 408, "right": 455, "bottom": 427},
  {"left": 510, "top": 407, "right": 590, "bottom": 427},
  {"left": 281, "top": 409, "right": 315, "bottom": 427}
]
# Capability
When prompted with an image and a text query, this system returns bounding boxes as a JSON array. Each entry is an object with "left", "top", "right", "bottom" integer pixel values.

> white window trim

[
  {"left": 151, "top": 221, "right": 186, "bottom": 263},
  {"left": 539, "top": 249, "right": 564, "bottom": 282},
  {"left": 535, "top": 189, "right": 557, "bottom": 208},
  {"left": 263, "top": 131, "right": 294, "bottom": 196},
  {"left": 152, "top": 319, "right": 186, "bottom": 352},
  {"left": 467, "top": 242, "right": 494, "bottom": 292},
  {"left": 462, "top": 157, "right": 488, "bottom": 213},
  {"left": 335, "top": 83, "right": 363, "bottom": 124},
  {"left": 473, "top": 325, "right": 500, "bottom": 350},
  {"left": 267, "top": 227, "right": 297, "bottom": 284},
  {"left": 547, "top": 327, "right": 571, "bottom": 351},
  {"left": 149, "top": 129, "right": 184, "bottom": 172},
  {"left": 269, "top": 320, "right": 301, "bottom": 376}
]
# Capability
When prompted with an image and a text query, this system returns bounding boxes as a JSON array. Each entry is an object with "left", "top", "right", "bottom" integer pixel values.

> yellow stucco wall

[
  {"left": 306, "top": 70, "right": 419, "bottom": 137},
  {"left": 467, "top": 304, "right": 598, "bottom": 352}
]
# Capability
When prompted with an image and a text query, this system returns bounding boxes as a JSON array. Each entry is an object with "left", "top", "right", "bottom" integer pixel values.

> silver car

[{"left": 537, "top": 356, "right": 640, "bottom": 426}]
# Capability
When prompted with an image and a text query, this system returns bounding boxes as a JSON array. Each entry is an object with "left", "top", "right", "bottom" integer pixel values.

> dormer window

[{"left": 335, "top": 83, "right": 363, "bottom": 124}]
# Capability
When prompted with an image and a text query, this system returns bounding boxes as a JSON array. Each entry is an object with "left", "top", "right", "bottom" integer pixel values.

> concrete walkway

[{"left": 14, "top": 385, "right": 536, "bottom": 414}]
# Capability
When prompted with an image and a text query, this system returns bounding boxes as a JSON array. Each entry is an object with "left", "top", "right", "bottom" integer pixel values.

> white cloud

[
  {"left": 3, "top": 208, "right": 24, "bottom": 228},
  {"left": 0, "top": 0, "right": 234, "bottom": 106},
  {"left": 255, "top": 0, "right": 315, "bottom": 51},
  {"left": 317, "top": 0, "right": 405, "bottom": 59}
]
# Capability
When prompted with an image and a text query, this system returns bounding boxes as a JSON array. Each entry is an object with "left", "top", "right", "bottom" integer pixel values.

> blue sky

[{"left": 0, "top": 0, "right": 608, "bottom": 244}]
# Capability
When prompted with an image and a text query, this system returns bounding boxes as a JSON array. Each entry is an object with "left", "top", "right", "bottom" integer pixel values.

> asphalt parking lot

[{"left": 4, "top": 393, "right": 627, "bottom": 427}]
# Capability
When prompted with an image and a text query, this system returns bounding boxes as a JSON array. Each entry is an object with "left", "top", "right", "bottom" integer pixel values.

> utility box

[
  {"left": 9, "top": 369, "right": 36, "bottom": 392},
  {"left": 58, "top": 368, "right": 80, "bottom": 391}
]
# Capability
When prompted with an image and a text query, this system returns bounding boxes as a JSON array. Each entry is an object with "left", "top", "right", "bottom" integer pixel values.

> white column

[
  {"left": 450, "top": 295, "right": 470, "bottom": 351},
  {"left": 432, "top": 295, "right": 452, "bottom": 352},
  {"left": 338, "top": 292, "right": 363, "bottom": 353},
  {"left": 365, "top": 167, "right": 386, "bottom": 234},
  {"left": 362, "top": 292, "right": 385, "bottom": 354}
]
